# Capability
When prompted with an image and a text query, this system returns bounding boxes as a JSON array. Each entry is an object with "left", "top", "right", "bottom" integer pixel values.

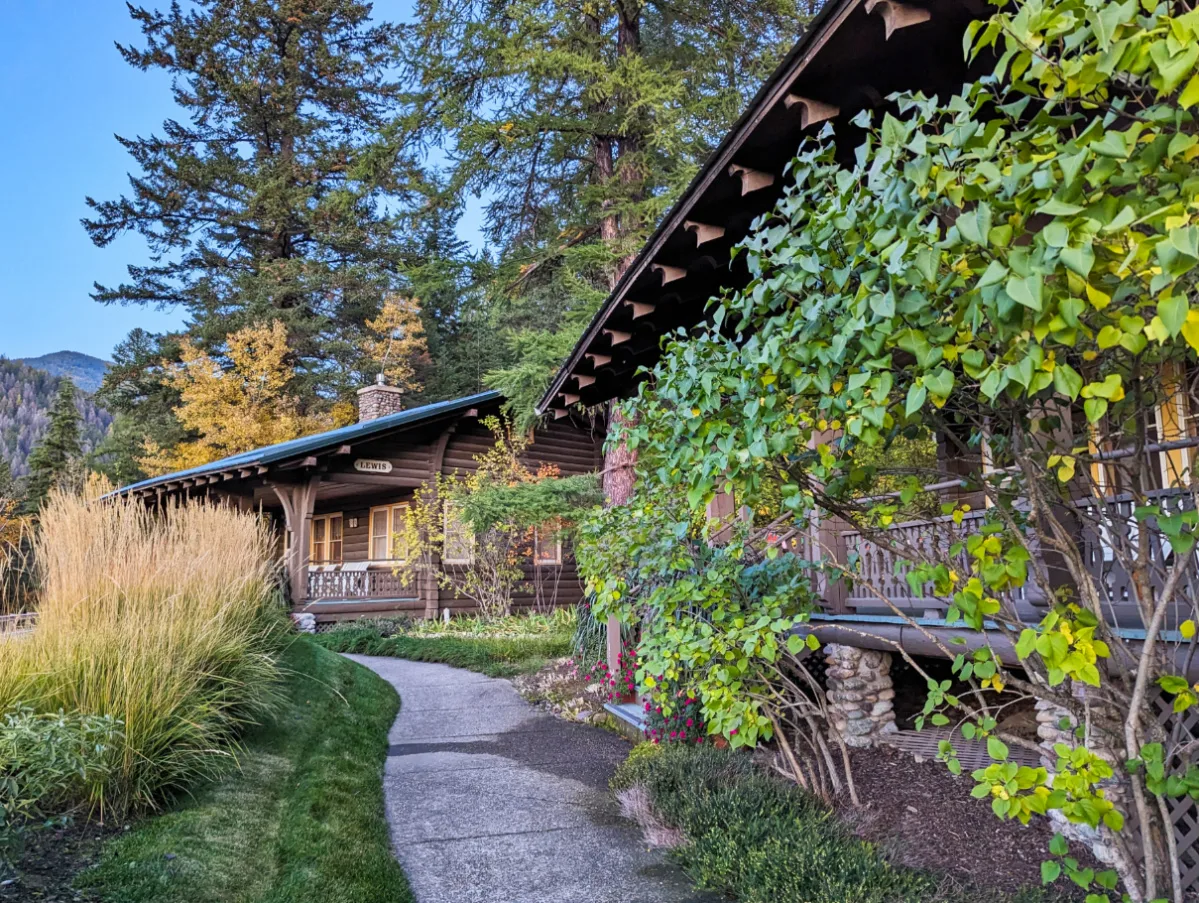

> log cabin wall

[{"left": 118, "top": 391, "right": 605, "bottom": 623}]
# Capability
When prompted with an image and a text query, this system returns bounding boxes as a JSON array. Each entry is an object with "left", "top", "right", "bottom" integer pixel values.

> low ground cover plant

[
  {"left": 0, "top": 492, "right": 287, "bottom": 815},
  {"left": 77, "top": 638, "right": 413, "bottom": 903},
  {"left": 316, "top": 611, "right": 572, "bottom": 678},
  {"left": 0, "top": 708, "right": 122, "bottom": 870},
  {"left": 614, "top": 743, "right": 1050, "bottom": 903}
]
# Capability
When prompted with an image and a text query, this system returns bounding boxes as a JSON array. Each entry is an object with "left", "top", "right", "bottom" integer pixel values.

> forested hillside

[
  {"left": 18, "top": 351, "right": 110, "bottom": 393},
  {"left": 0, "top": 359, "right": 111, "bottom": 477}
]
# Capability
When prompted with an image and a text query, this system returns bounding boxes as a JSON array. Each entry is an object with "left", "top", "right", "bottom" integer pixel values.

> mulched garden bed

[
  {"left": 0, "top": 820, "right": 120, "bottom": 902},
  {"left": 839, "top": 744, "right": 1094, "bottom": 899}
]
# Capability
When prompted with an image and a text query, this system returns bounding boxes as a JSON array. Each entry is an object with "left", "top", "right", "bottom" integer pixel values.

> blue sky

[{"left": 0, "top": 0, "right": 469, "bottom": 362}]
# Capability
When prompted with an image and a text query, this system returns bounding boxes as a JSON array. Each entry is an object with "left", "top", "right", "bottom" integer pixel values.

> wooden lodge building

[
  {"left": 118, "top": 385, "right": 604, "bottom": 623},
  {"left": 534, "top": 0, "right": 1199, "bottom": 887}
]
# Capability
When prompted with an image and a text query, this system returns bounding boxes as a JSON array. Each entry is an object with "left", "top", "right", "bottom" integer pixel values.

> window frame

[
  {"left": 368, "top": 502, "right": 410, "bottom": 563},
  {"left": 309, "top": 512, "right": 344, "bottom": 565}
]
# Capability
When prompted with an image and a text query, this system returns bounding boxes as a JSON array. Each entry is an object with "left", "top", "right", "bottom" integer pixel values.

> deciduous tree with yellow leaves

[
  {"left": 141, "top": 322, "right": 330, "bottom": 475},
  {"left": 362, "top": 295, "right": 430, "bottom": 394}
]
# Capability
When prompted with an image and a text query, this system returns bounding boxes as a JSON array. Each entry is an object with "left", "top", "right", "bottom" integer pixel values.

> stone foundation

[
  {"left": 1035, "top": 698, "right": 1129, "bottom": 873},
  {"left": 291, "top": 612, "right": 317, "bottom": 634},
  {"left": 824, "top": 644, "right": 898, "bottom": 748}
]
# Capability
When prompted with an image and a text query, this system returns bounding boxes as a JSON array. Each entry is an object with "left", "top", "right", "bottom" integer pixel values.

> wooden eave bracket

[
  {"left": 562, "top": 393, "right": 581, "bottom": 405},
  {"left": 603, "top": 328, "right": 632, "bottom": 346},
  {"left": 864, "top": 0, "right": 931, "bottom": 39},
  {"left": 783, "top": 94, "right": 841, "bottom": 129},
  {"left": 552, "top": 408, "right": 569, "bottom": 419},
  {"left": 622, "top": 299, "right": 656, "bottom": 319},
  {"left": 728, "top": 163, "right": 775, "bottom": 195},
  {"left": 574, "top": 373, "right": 597, "bottom": 388},
  {"left": 651, "top": 263, "right": 687, "bottom": 285},
  {"left": 585, "top": 352, "right": 612, "bottom": 368},
  {"left": 683, "top": 219, "right": 725, "bottom": 246}
]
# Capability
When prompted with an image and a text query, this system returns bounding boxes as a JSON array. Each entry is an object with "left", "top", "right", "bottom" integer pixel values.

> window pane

[
  {"left": 312, "top": 518, "right": 326, "bottom": 563},
  {"left": 371, "top": 510, "right": 389, "bottom": 560}
]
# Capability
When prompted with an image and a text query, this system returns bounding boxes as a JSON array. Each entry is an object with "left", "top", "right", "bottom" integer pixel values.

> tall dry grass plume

[{"left": 0, "top": 490, "right": 287, "bottom": 814}]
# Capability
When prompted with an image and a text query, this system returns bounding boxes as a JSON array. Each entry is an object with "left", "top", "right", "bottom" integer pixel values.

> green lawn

[
  {"left": 315, "top": 623, "right": 570, "bottom": 678},
  {"left": 77, "top": 638, "right": 413, "bottom": 903}
]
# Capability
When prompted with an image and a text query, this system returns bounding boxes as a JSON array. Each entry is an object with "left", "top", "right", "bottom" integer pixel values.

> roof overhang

[
  {"left": 536, "top": 0, "right": 990, "bottom": 416},
  {"left": 114, "top": 390, "right": 504, "bottom": 500}
]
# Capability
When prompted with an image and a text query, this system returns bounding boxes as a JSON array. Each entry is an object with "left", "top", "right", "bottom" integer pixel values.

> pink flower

[
  {"left": 685, "top": 719, "right": 693, "bottom": 727},
  {"left": 730, "top": 728, "right": 738, "bottom": 736}
]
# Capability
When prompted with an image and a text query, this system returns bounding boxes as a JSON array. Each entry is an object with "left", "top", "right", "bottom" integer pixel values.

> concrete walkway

[{"left": 346, "top": 654, "right": 716, "bottom": 903}]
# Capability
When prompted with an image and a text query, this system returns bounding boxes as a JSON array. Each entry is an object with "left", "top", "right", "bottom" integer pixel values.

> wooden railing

[
  {"left": 306, "top": 569, "right": 416, "bottom": 601},
  {"left": 0, "top": 612, "right": 37, "bottom": 634},
  {"left": 754, "top": 488, "right": 1199, "bottom": 623}
]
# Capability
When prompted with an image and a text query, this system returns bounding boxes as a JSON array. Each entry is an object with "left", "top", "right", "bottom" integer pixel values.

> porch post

[
  {"left": 603, "top": 405, "right": 638, "bottom": 683},
  {"left": 271, "top": 476, "right": 321, "bottom": 607}
]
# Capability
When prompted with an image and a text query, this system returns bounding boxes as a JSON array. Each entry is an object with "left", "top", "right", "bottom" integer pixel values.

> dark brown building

[{"left": 118, "top": 388, "right": 604, "bottom": 622}]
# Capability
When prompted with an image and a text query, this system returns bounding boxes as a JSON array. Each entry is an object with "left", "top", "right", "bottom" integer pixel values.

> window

[
  {"left": 310, "top": 513, "right": 343, "bottom": 564},
  {"left": 442, "top": 502, "right": 474, "bottom": 564},
  {"left": 369, "top": 503, "right": 410, "bottom": 561},
  {"left": 533, "top": 524, "right": 562, "bottom": 566}
]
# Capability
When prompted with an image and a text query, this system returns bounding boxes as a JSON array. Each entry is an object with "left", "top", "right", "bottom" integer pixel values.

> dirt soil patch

[
  {"left": 512, "top": 656, "right": 614, "bottom": 727},
  {"left": 841, "top": 745, "right": 1094, "bottom": 899},
  {"left": 0, "top": 820, "right": 118, "bottom": 902}
]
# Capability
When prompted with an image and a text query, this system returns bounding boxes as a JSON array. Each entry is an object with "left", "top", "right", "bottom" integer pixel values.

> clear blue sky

[{"left": 0, "top": 1, "right": 465, "bottom": 362}]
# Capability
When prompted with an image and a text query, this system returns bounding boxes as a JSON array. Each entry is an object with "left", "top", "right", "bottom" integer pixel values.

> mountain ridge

[{"left": 17, "top": 351, "right": 111, "bottom": 394}]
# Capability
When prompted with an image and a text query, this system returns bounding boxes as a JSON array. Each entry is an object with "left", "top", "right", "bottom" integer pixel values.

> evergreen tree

[
  {"left": 400, "top": 0, "right": 811, "bottom": 414},
  {"left": 84, "top": 0, "right": 420, "bottom": 409},
  {"left": 24, "top": 379, "right": 83, "bottom": 512}
]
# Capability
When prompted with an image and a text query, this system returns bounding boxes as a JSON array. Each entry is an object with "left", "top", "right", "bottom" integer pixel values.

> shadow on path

[{"left": 346, "top": 654, "right": 717, "bottom": 903}]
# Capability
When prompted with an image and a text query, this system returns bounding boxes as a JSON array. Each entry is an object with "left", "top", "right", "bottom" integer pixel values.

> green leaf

[
  {"left": 1158, "top": 296, "right": 1188, "bottom": 338},
  {"left": 987, "top": 736, "right": 1010, "bottom": 761},
  {"left": 786, "top": 634, "right": 804, "bottom": 655},
  {"left": 1053, "top": 364, "right": 1083, "bottom": 400},
  {"left": 1060, "top": 244, "right": 1095, "bottom": 278},
  {"left": 1042, "top": 861, "right": 1062, "bottom": 884},
  {"left": 1049, "top": 833, "right": 1069, "bottom": 856},
  {"left": 1181, "top": 74, "right": 1199, "bottom": 109},
  {"left": 1038, "top": 199, "right": 1084, "bottom": 216},
  {"left": 977, "top": 259, "right": 1009, "bottom": 288},
  {"left": 1006, "top": 274, "right": 1043, "bottom": 311},
  {"left": 905, "top": 383, "right": 928, "bottom": 416},
  {"left": 1182, "top": 619, "right": 1196, "bottom": 640}
]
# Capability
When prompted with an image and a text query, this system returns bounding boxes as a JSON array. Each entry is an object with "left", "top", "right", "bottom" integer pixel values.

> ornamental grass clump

[{"left": 0, "top": 491, "right": 287, "bottom": 815}]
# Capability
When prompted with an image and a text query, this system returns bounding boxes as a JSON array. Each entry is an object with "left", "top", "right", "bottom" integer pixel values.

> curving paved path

[{"left": 346, "top": 654, "right": 716, "bottom": 903}]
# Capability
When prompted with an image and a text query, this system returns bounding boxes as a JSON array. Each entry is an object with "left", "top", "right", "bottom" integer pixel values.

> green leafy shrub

[{"left": 0, "top": 707, "right": 123, "bottom": 868}]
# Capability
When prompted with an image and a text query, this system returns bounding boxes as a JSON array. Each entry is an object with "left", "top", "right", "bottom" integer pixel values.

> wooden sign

[{"left": 353, "top": 458, "right": 393, "bottom": 474}]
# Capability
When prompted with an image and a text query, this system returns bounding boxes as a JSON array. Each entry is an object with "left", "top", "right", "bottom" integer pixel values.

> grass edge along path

[
  {"left": 76, "top": 638, "right": 413, "bottom": 903},
  {"left": 315, "top": 624, "right": 570, "bottom": 678}
]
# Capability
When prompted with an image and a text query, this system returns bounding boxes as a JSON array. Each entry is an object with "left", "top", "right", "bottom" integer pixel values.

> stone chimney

[{"left": 357, "top": 374, "right": 405, "bottom": 422}]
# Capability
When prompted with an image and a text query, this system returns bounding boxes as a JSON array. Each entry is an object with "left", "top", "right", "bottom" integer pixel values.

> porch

[{"left": 762, "top": 486, "right": 1198, "bottom": 630}]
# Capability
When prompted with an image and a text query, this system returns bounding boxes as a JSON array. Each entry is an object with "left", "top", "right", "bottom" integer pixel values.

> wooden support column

[
  {"left": 603, "top": 405, "right": 638, "bottom": 687},
  {"left": 271, "top": 475, "right": 321, "bottom": 607}
]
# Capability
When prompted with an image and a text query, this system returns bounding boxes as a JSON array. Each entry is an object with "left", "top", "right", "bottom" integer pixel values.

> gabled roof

[
  {"left": 536, "top": 0, "right": 985, "bottom": 415},
  {"left": 116, "top": 390, "right": 503, "bottom": 496}
]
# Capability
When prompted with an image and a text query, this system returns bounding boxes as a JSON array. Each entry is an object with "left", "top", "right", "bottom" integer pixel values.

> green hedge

[{"left": 613, "top": 744, "right": 1050, "bottom": 903}]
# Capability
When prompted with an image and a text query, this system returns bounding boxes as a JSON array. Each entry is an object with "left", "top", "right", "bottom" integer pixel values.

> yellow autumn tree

[
  {"left": 363, "top": 295, "right": 428, "bottom": 393},
  {"left": 142, "top": 321, "right": 330, "bottom": 475}
]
